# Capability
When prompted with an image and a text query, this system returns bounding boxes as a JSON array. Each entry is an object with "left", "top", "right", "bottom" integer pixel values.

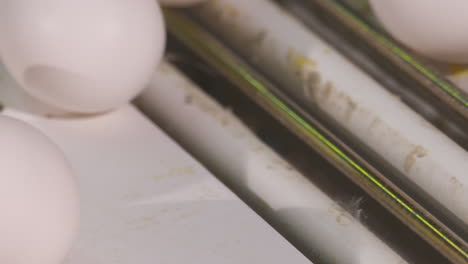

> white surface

[
  {"left": 0, "top": 70, "right": 310, "bottom": 263},
  {"left": 0, "top": 0, "right": 165, "bottom": 113},
  {"left": 137, "top": 62, "right": 408, "bottom": 264},
  {"left": 194, "top": 0, "right": 468, "bottom": 224}
]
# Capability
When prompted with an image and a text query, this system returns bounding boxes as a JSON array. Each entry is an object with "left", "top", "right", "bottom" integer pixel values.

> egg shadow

[{"left": 0, "top": 61, "right": 116, "bottom": 119}]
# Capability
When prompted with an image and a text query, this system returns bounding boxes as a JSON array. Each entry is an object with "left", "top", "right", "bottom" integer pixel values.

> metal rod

[
  {"left": 299, "top": 0, "right": 468, "bottom": 121},
  {"left": 163, "top": 9, "right": 468, "bottom": 264},
  {"left": 278, "top": 0, "right": 468, "bottom": 151},
  {"left": 138, "top": 61, "right": 408, "bottom": 264},
  {"left": 190, "top": 0, "right": 468, "bottom": 227}
]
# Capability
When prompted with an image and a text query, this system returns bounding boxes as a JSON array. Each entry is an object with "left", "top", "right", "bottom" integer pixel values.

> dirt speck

[
  {"left": 280, "top": 161, "right": 294, "bottom": 171},
  {"left": 183, "top": 89, "right": 236, "bottom": 129},
  {"left": 449, "top": 64, "right": 468, "bottom": 77},
  {"left": 157, "top": 63, "right": 172, "bottom": 74},
  {"left": 171, "top": 209, "right": 201, "bottom": 222},
  {"left": 321, "top": 82, "right": 334, "bottom": 101},
  {"left": 329, "top": 202, "right": 359, "bottom": 227},
  {"left": 404, "top": 146, "right": 428, "bottom": 173},
  {"left": 253, "top": 145, "right": 265, "bottom": 153},
  {"left": 246, "top": 30, "right": 267, "bottom": 48},
  {"left": 129, "top": 215, "right": 161, "bottom": 230},
  {"left": 344, "top": 97, "right": 358, "bottom": 122},
  {"left": 185, "top": 95, "right": 194, "bottom": 104},
  {"left": 367, "top": 117, "right": 382, "bottom": 135},
  {"left": 288, "top": 48, "right": 317, "bottom": 72},
  {"left": 220, "top": 115, "right": 229, "bottom": 126},
  {"left": 287, "top": 48, "right": 317, "bottom": 80},
  {"left": 209, "top": 1, "right": 240, "bottom": 20},
  {"left": 153, "top": 166, "right": 196, "bottom": 181},
  {"left": 450, "top": 177, "right": 463, "bottom": 189},
  {"left": 225, "top": 6, "right": 240, "bottom": 18},
  {"left": 142, "top": 216, "right": 153, "bottom": 222},
  {"left": 336, "top": 215, "right": 343, "bottom": 223},
  {"left": 334, "top": 212, "right": 351, "bottom": 226},
  {"left": 245, "top": 30, "right": 268, "bottom": 62},
  {"left": 339, "top": 196, "right": 366, "bottom": 221},
  {"left": 304, "top": 71, "right": 322, "bottom": 100},
  {"left": 286, "top": 48, "right": 343, "bottom": 104},
  {"left": 44, "top": 112, "right": 95, "bottom": 119},
  {"left": 388, "top": 91, "right": 401, "bottom": 100}
]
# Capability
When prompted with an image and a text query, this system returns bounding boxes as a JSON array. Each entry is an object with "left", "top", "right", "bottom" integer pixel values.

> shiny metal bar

[
  {"left": 163, "top": 9, "right": 468, "bottom": 264},
  {"left": 138, "top": 61, "right": 408, "bottom": 264},
  {"left": 287, "top": 0, "right": 468, "bottom": 127},
  {"left": 191, "top": 0, "right": 468, "bottom": 228}
]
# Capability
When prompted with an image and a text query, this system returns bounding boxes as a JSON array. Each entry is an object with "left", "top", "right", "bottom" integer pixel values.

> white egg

[
  {"left": 0, "top": 0, "right": 165, "bottom": 114},
  {"left": 158, "top": 0, "right": 207, "bottom": 7},
  {"left": 0, "top": 115, "right": 79, "bottom": 264},
  {"left": 369, "top": 0, "right": 468, "bottom": 63}
]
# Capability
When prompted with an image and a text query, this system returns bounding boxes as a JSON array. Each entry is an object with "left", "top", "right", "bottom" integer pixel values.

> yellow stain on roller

[
  {"left": 449, "top": 64, "right": 468, "bottom": 77},
  {"left": 287, "top": 48, "right": 317, "bottom": 69},
  {"left": 287, "top": 48, "right": 318, "bottom": 80}
]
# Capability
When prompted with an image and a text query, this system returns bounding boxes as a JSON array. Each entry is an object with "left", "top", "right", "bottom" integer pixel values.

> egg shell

[
  {"left": 369, "top": 0, "right": 468, "bottom": 63},
  {"left": 0, "top": 0, "right": 165, "bottom": 113},
  {"left": 0, "top": 115, "right": 79, "bottom": 264}
]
